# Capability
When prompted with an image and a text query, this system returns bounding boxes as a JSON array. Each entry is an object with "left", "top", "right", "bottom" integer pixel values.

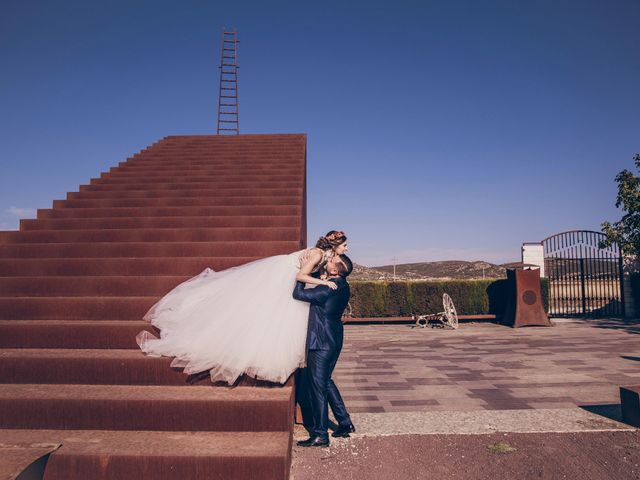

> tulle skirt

[{"left": 136, "top": 250, "right": 310, "bottom": 384}]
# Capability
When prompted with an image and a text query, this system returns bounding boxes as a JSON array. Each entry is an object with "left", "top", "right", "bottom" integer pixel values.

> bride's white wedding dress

[{"left": 137, "top": 249, "right": 320, "bottom": 384}]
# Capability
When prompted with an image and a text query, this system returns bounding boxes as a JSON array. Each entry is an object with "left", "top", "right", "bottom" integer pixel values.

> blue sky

[{"left": 1, "top": 0, "right": 638, "bottom": 266}]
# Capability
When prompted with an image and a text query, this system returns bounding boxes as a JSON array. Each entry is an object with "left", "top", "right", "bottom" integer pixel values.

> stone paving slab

[
  {"left": 334, "top": 318, "right": 640, "bottom": 413},
  {"left": 350, "top": 408, "right": 632, "bottom": 436},
  {"left": 295, "top": 408, "right": 632, "bottom": 441}
]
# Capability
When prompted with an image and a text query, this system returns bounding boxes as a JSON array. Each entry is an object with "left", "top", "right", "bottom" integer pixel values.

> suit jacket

[{"left": 293, "top": 276, "right": 350, "bottom": 351}]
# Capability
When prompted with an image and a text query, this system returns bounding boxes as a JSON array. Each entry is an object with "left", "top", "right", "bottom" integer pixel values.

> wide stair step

[
  {"left": 129, "top": 155, "right": 303, "bottom": 163},
  {"left": 52, "top": 196, "right": 300, "bottom": 208},
  {"left": 130, "top": 151, "right": 303, "bottom": 160},
  {"left": 0, "top": 349, "right": 214, "bottom": 385},
  {"left": 0, "top": 257, "right": 258, "bottom": 276},
  {"left": 37, "top": 205, "right": 302, "bottom": 219},
  {"left": 67, "top": 187, "right": 302, "bottom": 199},
  {"left": 20, "top": 215, "right": 299, "bottom": 230},
  {"left": 0, "top": 296, "right": 159, "bottom": 319},
  {"left": 0, "top": 240, "right": 301, "bottom": 258},
  {"left": 0, "top": 276, "right": 187, "bottom": 296},
  {"left": 92, "top": 174, "right": 302, "bottom": 184},
  {"left": 0, "top": 384, "right": 293, "bottom": 431},
  {"left": 107, "top": 165, "right": 302, "bottom": 175},
  {"left": 0, "top": 227, "right": 300, "bottom": 244},
  {"left": 0, "top": 429, "right": 291, "bottom": 480},
  {"left": 83, "top": 180, "right": 302, "bottom": 190},
  {"left": 0, "top": 320, "right": 154, "bottom": 349},
  {"left": 90, "top": 169, "right": 304, "bottom": 184}
]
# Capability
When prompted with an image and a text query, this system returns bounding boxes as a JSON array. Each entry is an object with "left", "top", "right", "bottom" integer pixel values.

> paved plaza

[
  {"left": 334, "top": 318, "right": 640, "bottom": 414},
  {"left": 292, "top": 319, "right": 640, "bottom": 479}
]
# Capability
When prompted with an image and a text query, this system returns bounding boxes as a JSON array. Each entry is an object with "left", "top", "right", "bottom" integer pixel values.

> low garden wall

[{"left": 348, "top": 278, "right": 549, "bottom": 318}]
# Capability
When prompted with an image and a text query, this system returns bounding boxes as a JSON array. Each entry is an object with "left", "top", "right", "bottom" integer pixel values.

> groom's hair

[{"left": 337, "top": 254, "right": 353, "bottom": 277}]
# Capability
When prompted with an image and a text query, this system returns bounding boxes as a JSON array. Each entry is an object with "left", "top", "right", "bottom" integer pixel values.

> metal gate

[{"left": 543, "top": 230, "right": 624, "bottom": 317}]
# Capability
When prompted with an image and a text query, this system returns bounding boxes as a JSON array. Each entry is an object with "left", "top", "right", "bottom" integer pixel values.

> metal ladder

[{"left": 216, "top": 30, "right": 239, "bottom": 134}]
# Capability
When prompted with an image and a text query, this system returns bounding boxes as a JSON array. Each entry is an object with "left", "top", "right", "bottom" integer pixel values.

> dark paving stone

[
  {"left": 495, "top": 382, "right": 609, "bottom": 389},
  {"left": 342, "top": 395, "right": 380, "bottom": 401},
  {"left": 390, "top": 399, "right": 439, "bottom": 406},
  {"left": 445, "top": 373, "right": 485, "bottom": 381},
  {"left": 349, "top": 406, "right": 385, "bottom": 413},
  {"left": 405, "top": 378, "right": 456, "bottom": 386},
  {"left": 517, "top": 396, "right": 576, "bottom": 403},
  {"left": 359, "top": 386, "right": 414, "bottom": 391}
]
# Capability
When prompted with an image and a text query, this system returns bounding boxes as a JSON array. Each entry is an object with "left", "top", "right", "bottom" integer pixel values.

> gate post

[
  {"left": 622, "top": 259, "right": 635, "bottom": 319},
  {"left": 580, "top": 258, "right": 587, "bottom": 315},
  {"left": 522, "top": 243, "right": 545, "bottom": 277}
]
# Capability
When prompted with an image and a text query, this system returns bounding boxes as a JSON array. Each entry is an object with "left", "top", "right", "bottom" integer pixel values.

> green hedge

[{"left": 349, "top": 278, "right": 549, "bottom": 317}]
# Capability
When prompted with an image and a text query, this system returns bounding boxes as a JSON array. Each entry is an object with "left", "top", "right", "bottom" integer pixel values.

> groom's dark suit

[{"left": 293, "top": 276, "right": 352, "bottom": 440}]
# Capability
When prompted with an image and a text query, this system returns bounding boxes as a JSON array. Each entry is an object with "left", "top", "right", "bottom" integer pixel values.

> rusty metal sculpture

[{"left": 503, "top": 268, "right": 552, "bottom": 327}]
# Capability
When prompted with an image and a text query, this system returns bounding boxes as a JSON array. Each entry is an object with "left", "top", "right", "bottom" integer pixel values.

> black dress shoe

[
  {"left": 297, "top": 436, "right": 329, "bottom": 447},
  {"left": 332, "top": 423, "right": 356, "bottom": 438}
]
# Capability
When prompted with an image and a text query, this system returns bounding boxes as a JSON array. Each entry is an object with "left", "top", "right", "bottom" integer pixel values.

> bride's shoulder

[
  {"left": 295, "top": 247, "right": 322, "bottom": 256},
  {"left": 293, "top": 247, "right": 324, "bottom": 266},
  {"left": 291, "top": 247, "right": 322, "bottom": 260}
]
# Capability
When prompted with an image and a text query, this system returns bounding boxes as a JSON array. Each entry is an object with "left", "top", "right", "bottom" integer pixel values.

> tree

[{"left": 601, "top": 153, "right": 640, "bottom": 259}]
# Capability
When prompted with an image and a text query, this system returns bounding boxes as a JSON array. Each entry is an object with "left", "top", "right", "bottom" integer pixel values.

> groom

[{"left": 293, "top": 253, "right": 355, "bottom": 447}]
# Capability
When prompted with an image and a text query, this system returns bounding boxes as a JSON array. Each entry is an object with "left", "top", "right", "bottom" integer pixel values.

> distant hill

[
  {"left": 351, "top": 260, "right": 508, "bottom": 281},
  {"left": 350, "top": 263, "right": 396, "bottom": 281}
]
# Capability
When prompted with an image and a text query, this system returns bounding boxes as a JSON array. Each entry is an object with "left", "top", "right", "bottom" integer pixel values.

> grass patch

[
  {"left": 576, "top": 418, "right": 625, "bottom": 430},
  {"left": 623, "top": 441, "right": 640, "bottom": 450},
  {"left": 487, "top": 441, "right": 516, "bottom": 454}
]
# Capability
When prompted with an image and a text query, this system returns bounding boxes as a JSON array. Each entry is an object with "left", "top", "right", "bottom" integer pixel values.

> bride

[{"left": 136, "top": 230, "right": 349, "bottom": 384}]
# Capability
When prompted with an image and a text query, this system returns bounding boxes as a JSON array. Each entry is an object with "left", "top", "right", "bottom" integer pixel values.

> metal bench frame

[{"left": 412, "top": 293, "right": 459, "bottom": 329}]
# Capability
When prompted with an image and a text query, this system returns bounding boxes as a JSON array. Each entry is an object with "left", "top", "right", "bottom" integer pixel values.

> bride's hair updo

[{"left": 315, "top": 230, "right": 347, "bottom": 250}]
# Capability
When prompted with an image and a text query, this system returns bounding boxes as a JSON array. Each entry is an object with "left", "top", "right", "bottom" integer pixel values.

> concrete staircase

[{"left": 0, "top": 134, "right": 307, "bottom": 480}]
